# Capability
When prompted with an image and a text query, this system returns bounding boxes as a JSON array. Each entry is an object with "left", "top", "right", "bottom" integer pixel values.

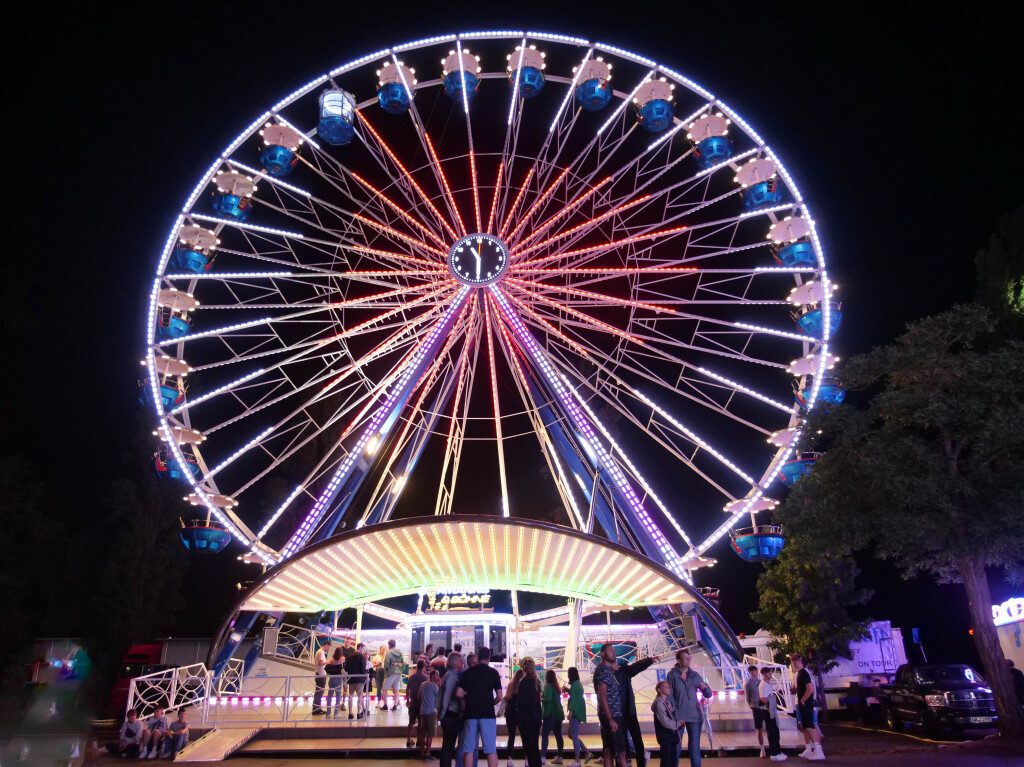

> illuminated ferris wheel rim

[{"left": 143, "top": 29, "right": 838, "bottom": 570}]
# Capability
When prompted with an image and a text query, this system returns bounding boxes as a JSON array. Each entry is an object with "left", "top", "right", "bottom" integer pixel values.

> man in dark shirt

[
  {"left": 615, "top": 651, "right": 660, "bottom": 767},
  {"left": 790, "top": 653, "right": 824, "bottom": 760},
  {"left": 1007, "top": 659, "right": 1024, "bottom": 705},
  {"left": 456, "top": 645, "right": 502, "bottom": 767},
  {"left": 594, "top": 643, "right": 627, "bottom": 767},
  {"left": 345, "top": 642, "right": 369, "bottom": 719},
  {"left": 407, "top": 660, "right": 431, "bottom": 747}
]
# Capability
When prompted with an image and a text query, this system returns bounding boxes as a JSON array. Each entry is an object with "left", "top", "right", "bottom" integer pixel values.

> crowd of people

[{"left": 107, "top": 640, "right": 833, "bottom": 764}]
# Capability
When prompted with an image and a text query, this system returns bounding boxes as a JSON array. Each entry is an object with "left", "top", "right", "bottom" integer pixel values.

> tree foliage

[
  {"left": 974, "top": 205, "right": 1023, "bottom": 327},
  {"left": 753, "top": 539, "right": 873, "bottom": 676},
  {"left": 774, "top": 304, "right": 1024, "bottom": 736}
]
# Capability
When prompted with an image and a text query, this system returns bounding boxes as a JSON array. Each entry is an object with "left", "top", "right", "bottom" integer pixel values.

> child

[
  {"left": 106, "top": 709, "right": 143, "bottom": 757},
  {"left": 418, "top": 669, "right": 441, "bottom": 758},
  {"left": 167, "top": 709, "right": 190, "bottom": 757},
  {"left": 141, "top": 706, "right": 169, "bottom": 758},
  {"left": 651, "top": 681, "right": 681, "bottom": 767}
]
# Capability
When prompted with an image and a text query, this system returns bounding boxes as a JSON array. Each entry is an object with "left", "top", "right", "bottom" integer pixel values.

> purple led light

[
  {"left": 489, "top": 286, "right": 684, "bottom": 574},
  {"left": 281, "top": 287, "right": 471, "bottom": 559}
]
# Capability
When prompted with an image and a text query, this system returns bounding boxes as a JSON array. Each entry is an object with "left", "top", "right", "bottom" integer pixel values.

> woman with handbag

[
  {"left": 518, "top": 658, "right": 543, "bottom": 767},
  {"left": 502, "top": 669, "right": 525, "bottom": 767},
  {"left": 540, "top": 669, "right": 565, "bottom": 764}
]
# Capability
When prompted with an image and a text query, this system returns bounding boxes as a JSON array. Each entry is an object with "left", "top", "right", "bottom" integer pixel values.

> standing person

[
  {"left": 345, "top": 642, "right": 369, "bottom": 719},
  {"left": 540, "top": 669, "right": 566, "bottom": 764},
  {"left": 373, "top": 645, "right": 388, "bottom": 705},
  {"left": 1007, "top": 659, "right": 1024, "bottom": 705},
  {"left": 166, "top": 710, "right": 190, "bottom": 758},
  {"left": 789, "top": 654, "right": 824, "bottom": 761},
  {"left": 650, "top": 681, "right": 680, "bottom": 767},
  {"left": 593, "top": 643, "right": 627, "bottom": 767},
  {"left": 745, "top": 665, "right": 766, "bottom": 758},
  {"left": 503, "top": 669, "right": 525, "bottom": 767},
  {"left": 517, "top": 657, "right": 543, "bottom": 767},
  {"left": 451, "top": 642, "right": 465, "bottom": 666},
  {"left": 422, "top": 644, "right": 435, "bottom": 666},
  {"left": 565, "top": 667, "right": 590, "bottom": 767},
  {"left": 433, "top": 647, "right": 450, "bottom": 675},
  {"left": 382, "top": 639, "right": 406, "bottom": 711},
  {"left": 759, "top": 668, "right": 787, "bottom": 761},
  {"left": 419, "top": 669, "right": 442, "bottom": 758},
  {"left": 326, "top": 647, "right": 345, "bottom": 718},
  {"left": 667, "top": 649, "right": 712, "bottom": 767},
  {"left": 438, "top": 652, "right": 466, "bottom": 767},
  {"left": 407, "top": 659, "right": 431, "bottom": 748},
  {"left": 466, "top": 652, "right": 479, "bottom": 668},
  {"left": 313, "top": 640, "right": 330, "bottom": 715},
  {"left": 455, "top": 646, "right": 503, "bottom": 767},
  {"left": 614, "top": 651, "right": 659, "bottom": 767}
]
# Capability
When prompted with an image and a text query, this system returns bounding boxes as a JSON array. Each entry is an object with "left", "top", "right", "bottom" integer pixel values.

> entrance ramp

[{"left": 173, "top": 725, "right": 265, "bottom": 761}]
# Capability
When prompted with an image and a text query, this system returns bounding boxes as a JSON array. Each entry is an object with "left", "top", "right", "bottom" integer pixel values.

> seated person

[
  {"left": 106, "top": 709, "right": 143, "bottom": 757},
  {"left": 167, "top": 710, "right": 190, "bottom": 757},
  {"left": 141, "top": 706, "right": 170, "bottom": 758}
]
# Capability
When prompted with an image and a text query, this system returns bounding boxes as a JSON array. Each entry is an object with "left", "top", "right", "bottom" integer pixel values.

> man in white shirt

[
  {"left": 313, "top": 641, "right": 331, "bottom": 715},
  {"left": 758, "top": 668, "right": 786, "bottom": 762}
]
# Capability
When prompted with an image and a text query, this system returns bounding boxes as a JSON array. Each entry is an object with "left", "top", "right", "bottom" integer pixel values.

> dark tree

[{"left": 775, "top": 305, "right": 1024, "bottom": 737}]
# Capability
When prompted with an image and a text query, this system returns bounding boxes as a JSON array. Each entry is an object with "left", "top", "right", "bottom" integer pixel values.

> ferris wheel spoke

[
  {"left": 435, "top": 295, "right": 483, "bottom": 516},
  {"left": 497, "top": 166, "right": 534, "bottom": 239},
  {"left": 359, "top": 302, "right": 475, "bottom": 526},
  {"left": 483, "top": 295, "right": 512, "bottom": 517},
  {"left": 356, "top": 112, "right": 461, "bottom": 241},
  {"left": 492, "top": 314, "right": 587, "bottom": 529},
  {"left": 421, "top": 132, "right": 469, "bottom": 237},
  {"left": 227, "top": 309, "right": 450, "bottom": 503},
  {"left": 536, "top": 316, "right": 780, "bottom": 434},
  {"left": 513, "top": 175, "right": 612, "bottom": 253}
]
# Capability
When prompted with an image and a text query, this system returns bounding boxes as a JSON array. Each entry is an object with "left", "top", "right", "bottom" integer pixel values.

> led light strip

[
  {"left": 280, "top": 286, "right": 471, "bottom": 559},
  {"left": 491, "top": 286, "right": 684, "bottom": 577}
]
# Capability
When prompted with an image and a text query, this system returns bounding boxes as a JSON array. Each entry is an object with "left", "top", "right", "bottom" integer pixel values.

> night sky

[{"left": 7, "top": 2, "right": 1021, "bottom": 664}]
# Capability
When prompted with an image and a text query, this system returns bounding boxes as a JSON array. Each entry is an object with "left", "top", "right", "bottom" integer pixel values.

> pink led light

[
  {"left": 423, "top": 132, "right": 468, "bottom": 237},
  {"left": 487, "top": 162, "right": 503, "bottom": 234},
  {"left": 514, "top": 177, "right": 612, "bottom": 250},
  {"left": 507, "top": 282, "right": 644, "bottom": 345},
  {"left": 517, "top": 225, "right": 689, "bottom": 269},
  {"left": 506, "top": 276, "right": 676, "bottom": 314},
  {"left": 349, "top": 171, "right": 449, "bottom": 249},
  {"left": 499, "top": 167, "right": 534, "bottom": 238},
  {"left": 506, "top": 167, "right": 570, "bottom": 243},
  {"left": 358, "top": 114, "right": 460, "bottom": 241},
  {"left": 468, "top": 149, "right": 483, "bottom": 233},
  {"left": 512, "top": 195, "right": 651, "bottom": 258},
  {"left": 348, "top": 211, "right": 447, "bottom": 259}
]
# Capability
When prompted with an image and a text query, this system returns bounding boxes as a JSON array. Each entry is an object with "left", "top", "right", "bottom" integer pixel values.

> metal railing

[
  {"left": 126, "top": 662, "right": 211, "bottom": 718},
  {"left": 202, "top": 673, "right": 373, "bottom": 726}
]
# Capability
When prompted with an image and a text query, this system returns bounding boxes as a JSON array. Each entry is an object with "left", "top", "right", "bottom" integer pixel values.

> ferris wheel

[{"left": 142, "top": 30, "right": 841, "bottom": 578}]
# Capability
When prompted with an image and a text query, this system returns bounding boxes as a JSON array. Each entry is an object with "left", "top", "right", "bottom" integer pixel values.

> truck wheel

[{"left": 884, "top": 707, "right": 901, "bottom": 732}]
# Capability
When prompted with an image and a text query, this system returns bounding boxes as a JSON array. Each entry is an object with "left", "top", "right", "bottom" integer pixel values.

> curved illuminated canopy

[{"left": 240, "top": 516, "right": 702, "bottom": 613}]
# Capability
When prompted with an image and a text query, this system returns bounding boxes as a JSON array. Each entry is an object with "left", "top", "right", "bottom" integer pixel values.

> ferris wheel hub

[{"left": 447, "top": 233, "right": 510, "bottom": 287}]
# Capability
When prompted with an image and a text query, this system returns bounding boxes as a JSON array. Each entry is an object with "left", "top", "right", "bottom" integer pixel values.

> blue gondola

[
  {"left": 512, "top": 66, "right": 545, "bottom": 97},
  {"left": 138, "top": 380, "right": 185, "bottom": 409},
  {"left": 259, "top": 144, "right": 298, "bottom": 177},
  {"left": 779, "top": 452, "right": 821, "bottom": 486},
  {"left": 172, "top": 247, "right": 214, "bottom": 273},
  {"left": 742, "top": 178, "right": 784, "bottom": 209},
  {"left": 794, "top": 302, "right": 843, "bottom": 336},
  {"left": 318, "top": 90, "right": 356, "bottom": 145},
  {"left": 576, "top": 78, "right": 612, "bottom": 111},
  {"left": 443, "top": 70, "right": 480, "bottom": 102},
  {"left": 636, "top": 98, "right": 675, "bottom": 132},
  {"left": 795, "top": 377, "right": 845, "bottom": 409},
  {"left": 774, "top": 239, "right": 816, "bottom": 268},
  {"left": 153, "top": 445, "right": 200, "bottom": 482},
  {"left": 211, "top": 192, "right": 252, "bottom": 221},
  {"left": 377, "top": 82, "right": 411, "bottom": 113},
  {"left": 180, "top": 519, "right": 232, "bottom": 554},
  {"left": 156, "top": 308, "right": 193, "bottom": 339},
  {"left": 693, "top": 136, "right": 732, "bottom": 169},
  {"left": 730, "top": 525, "right": 786, "bottom": 562}
]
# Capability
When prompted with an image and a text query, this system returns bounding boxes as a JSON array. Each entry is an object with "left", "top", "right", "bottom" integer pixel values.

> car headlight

[{"left": 924, "top": 694, "right": 946, "bottom": 707}]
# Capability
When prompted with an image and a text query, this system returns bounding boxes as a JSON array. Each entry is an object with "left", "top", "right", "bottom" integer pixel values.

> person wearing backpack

[
  {"left": 758, "top": 667, "right": 787, "bottom": 762},
  {"left": 382, "top": 639, "right": 406, "bottom": 710}
]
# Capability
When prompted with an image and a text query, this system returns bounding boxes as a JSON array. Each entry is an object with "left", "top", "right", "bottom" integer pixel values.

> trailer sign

[{"left": 992, "top": 598, "right": 1024, "bottom": 626}]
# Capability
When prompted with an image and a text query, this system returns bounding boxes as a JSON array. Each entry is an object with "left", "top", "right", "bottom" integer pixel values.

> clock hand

[{"left": 470, "top": 246, "right": 481, "bottom": 279}]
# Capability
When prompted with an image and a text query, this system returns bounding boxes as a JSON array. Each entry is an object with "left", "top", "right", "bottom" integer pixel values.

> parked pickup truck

[{"left": 879, "top": 663, "right": 998, "bottom": 736}]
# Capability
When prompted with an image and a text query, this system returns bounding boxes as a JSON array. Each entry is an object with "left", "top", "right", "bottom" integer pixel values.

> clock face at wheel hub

[{"left": 447, "top": 233, "right": 510, "bottom": 286}]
